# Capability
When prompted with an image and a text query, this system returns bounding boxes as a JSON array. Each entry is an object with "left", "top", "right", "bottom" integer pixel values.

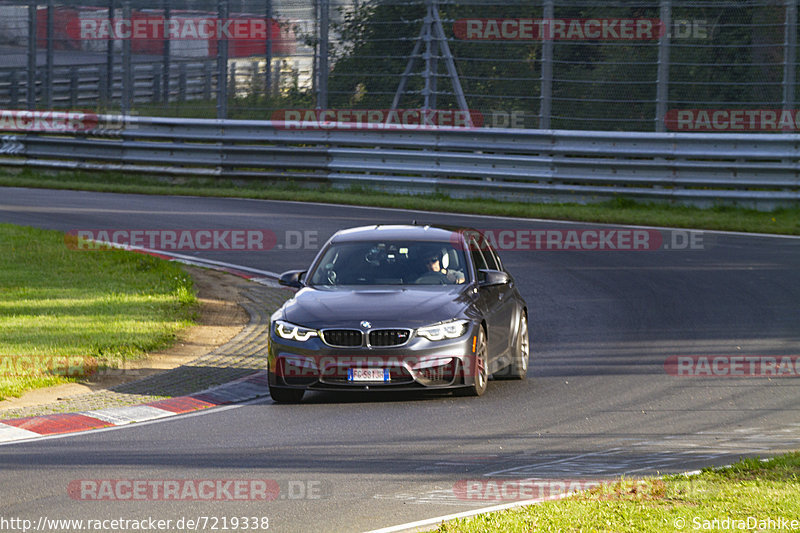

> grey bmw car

[{"left": 267, "top": 224, "right": 529, "bottom": 403}]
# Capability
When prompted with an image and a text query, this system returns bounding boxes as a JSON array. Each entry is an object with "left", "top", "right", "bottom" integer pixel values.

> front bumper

[{"left": 267, "top": 324, "right": 480, "bottom": 392}]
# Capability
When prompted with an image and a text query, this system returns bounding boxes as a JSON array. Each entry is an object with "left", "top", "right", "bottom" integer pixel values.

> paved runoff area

[{"left": 0, "top": 277, "right": 292, "bottom": 443}]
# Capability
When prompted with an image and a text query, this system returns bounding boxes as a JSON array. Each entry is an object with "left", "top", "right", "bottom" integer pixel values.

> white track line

[
  {"left": 366, "top": 457, "right": 776, "bottom": 533},
  {"left": 364, "top": 493, "right": 573, "bottom": 533}
]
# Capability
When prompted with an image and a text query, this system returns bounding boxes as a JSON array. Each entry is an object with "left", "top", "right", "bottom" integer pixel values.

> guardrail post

[
  {"left": 217, "top": 0, "right": 229, "bottom": 119},
  {"left": 26, "top": 1, "right": 37, "bottom": 110},
  {"left": 784, "top": 0, "right": 797, "bottom": 111},
  {"left": 656, "top": 0, "right": 671, "bottom": 132},
  {"left": 539, "top": 0, "right": 553, "bottom": 129}
]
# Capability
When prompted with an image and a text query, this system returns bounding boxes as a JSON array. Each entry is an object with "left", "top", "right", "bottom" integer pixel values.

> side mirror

[
  {"left": 478, "top": 269, "right": 510, "bottom": 287},
  {"left": 279, "top": 270, "right": 307, "bottom": 288}
]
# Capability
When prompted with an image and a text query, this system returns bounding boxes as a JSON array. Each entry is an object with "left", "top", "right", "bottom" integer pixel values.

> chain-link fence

[{"left": 1, "top": 0, "right": 798, "bottom": 131}]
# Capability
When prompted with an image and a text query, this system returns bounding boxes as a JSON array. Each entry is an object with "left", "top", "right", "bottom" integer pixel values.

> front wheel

[
  {"left": 456, "top": 327, "right": 488, "bottom": 397},
  {"left": 495, "top": 313, "right": 529, "bottom": 380},
  {"left": 269, "top": 385, "right": 304, "bottom": 404}
]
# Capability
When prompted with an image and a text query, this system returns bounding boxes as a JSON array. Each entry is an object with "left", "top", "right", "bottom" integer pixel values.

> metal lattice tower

[{"left": 391, "top": 0, "right": 469, "bottom": 114}]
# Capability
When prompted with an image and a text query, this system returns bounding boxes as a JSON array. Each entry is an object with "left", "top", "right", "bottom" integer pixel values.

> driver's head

[{"left": 425, "top": 253, "right": 441, "bottom": 272}]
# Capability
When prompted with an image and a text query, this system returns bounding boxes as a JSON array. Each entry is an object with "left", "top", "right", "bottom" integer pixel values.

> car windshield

[{"left": 308, "top": 241, "right": 468, "bottom": 286}]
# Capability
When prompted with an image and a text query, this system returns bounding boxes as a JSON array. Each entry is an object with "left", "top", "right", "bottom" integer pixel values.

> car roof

[{"left": 329, "top": 224, "right": 477, "bottom": 243}]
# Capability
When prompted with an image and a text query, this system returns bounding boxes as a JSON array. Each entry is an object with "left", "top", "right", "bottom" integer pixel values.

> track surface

[{"left": 1, "top": 187, "right": 799, "bottom": 532}]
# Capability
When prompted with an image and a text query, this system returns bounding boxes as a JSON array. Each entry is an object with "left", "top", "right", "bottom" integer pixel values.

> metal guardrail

[{"left": 1, "top": 114, "right": 798, "bottom": 209}]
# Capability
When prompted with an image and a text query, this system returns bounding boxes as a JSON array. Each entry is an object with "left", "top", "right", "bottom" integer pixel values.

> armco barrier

[{"left": 0, "top": 113, "right": 798, "bottom": 209}]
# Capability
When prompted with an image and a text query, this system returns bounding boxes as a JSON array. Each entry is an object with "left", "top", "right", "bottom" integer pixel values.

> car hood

[{"left": 281, "top": 285, "right": 473, "bottom": 329}]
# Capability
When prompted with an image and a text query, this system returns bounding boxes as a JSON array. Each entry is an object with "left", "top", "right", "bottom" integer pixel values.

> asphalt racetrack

[{"left": 1, "top": 187, "right": 799, "bottom": 532}]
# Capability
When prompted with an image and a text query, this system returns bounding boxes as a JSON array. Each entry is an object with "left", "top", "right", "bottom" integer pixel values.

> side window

[
  {"left": 483, "top": 243, "right": 500, "bottom": 270},
  {"left": 469, "top": 238, "right": 489, "bottom": 271},
  {"left": 489, "top": 244, "right": 504, "bottom": 271}
]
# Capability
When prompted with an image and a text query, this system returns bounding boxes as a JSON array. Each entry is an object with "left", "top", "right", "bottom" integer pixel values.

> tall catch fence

[{"left": 0, "top": 0, "right": 798, "bottom": 131}]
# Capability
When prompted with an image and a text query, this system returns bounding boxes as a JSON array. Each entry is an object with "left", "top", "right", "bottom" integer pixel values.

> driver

[{"left": 423, "top": 252, "right": 465, "bottom": 284}]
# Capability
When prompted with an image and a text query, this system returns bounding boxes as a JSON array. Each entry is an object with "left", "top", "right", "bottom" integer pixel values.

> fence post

[
  {"left": 317, "top": 0, "right": 329, "bottom": 110},
  {"left": 45, "top": 0, "right": 54, "bottom": 109},
  {"left": 121, "top": 0, "right": 132, "bottom": 114},
  {"left": 26, "top": 1, "right": 37, "bottom": 110},
  {"left": 784, "top": 0, "right": 797, "bottom": 111},
  {"left": 539, "top": 0, "right": 553, "bottom": 129},
  {"left": 162, "top": 0, "right": 171, "bottom": 106},
  {"left": 422, "top": 1, "right": 433, "bottom": 110},
  {"left": 655, "top": 0, "right": 671, "bottom": 132},
  {"left": 105, "top": 0, "right": 115, "bottom": 109},
  {"left": 217, "top": 0, "right": 229, "bottom": 119},
  {"left": 265, "top": 0, "right": 273, "bottom": 97}
]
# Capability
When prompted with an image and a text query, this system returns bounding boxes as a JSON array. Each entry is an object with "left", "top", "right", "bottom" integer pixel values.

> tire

[
  {"left": 456, "top": 326, "right": 489, "bottom": 397},
  {"left": 269, "top": 385, "right": 304, "bottom": 404},
  {"left": 495, "top": 313, "right": 529, "bottom": 380}
]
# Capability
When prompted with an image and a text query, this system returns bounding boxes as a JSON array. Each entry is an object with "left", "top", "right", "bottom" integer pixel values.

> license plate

[{"left": 348, "top": 368, "right": 390, "bottom": 382}]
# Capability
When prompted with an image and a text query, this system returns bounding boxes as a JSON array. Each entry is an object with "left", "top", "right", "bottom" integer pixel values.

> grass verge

[
  {"left": 433, "top": 453, "right": 800, "bottom": 532},
  {"left": 0, "top": 223, "right": 196, "bottom": 400},
  {"left": 1, "top": 168, "right": 799, "bottom": 235}
]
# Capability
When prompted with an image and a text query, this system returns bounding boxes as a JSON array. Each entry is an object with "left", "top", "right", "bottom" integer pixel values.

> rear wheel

[
  {"left": 457, "top": 327, "right": 488, "bottom": 397},
  {"left": 269, "top": 385, "right": 304, "bottom": 404},
  {"left": 495, "top": 313, "right": 529, "bottom": 380}
]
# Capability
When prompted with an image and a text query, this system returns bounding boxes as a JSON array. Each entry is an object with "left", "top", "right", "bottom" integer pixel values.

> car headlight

[
  {"left": 416, "top": 319, "right": 469, "bottom": 341},
  {"left": 275, "top": 320, "right": 318, "bottom": 341}
]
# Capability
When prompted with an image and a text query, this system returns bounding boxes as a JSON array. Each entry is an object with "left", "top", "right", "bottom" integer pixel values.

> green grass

[
  {"left": 2, "top": 168, "right": 799, "bottom": 235},
  {"left": 433, "top": 453, "right": 800, "bottom": 532},
  {"left": 0, "top": 223, "right": 196, "bottom": 400}
]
